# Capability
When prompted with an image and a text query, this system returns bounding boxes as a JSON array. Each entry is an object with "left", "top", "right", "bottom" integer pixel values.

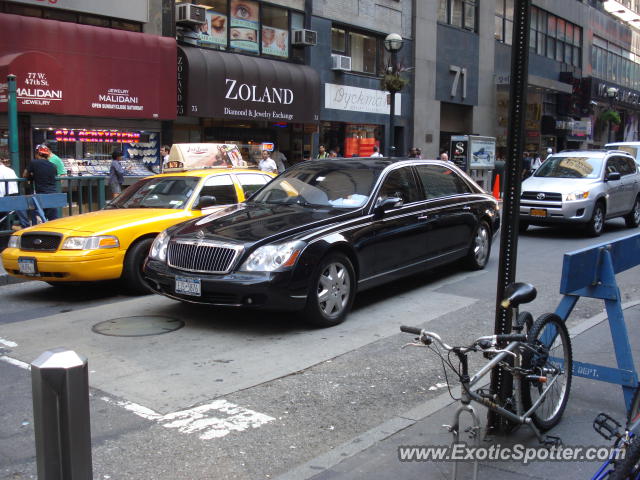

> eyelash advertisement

[
  {"left": 230, "top": 0, "right": 259, "bottom": 52},
  {"left": 198, "top": 10, "right": 227, "bottom": 48}
]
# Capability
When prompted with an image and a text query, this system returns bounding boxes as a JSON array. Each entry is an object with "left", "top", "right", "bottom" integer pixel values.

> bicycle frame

[{"left": 449, "top": 340, "right": 563, "bottom": 480}]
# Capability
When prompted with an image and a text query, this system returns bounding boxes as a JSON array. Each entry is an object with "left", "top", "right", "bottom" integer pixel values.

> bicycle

[
  {"left": 400, "top": 282, "right": 573, "bottom": 480},
  {"left": 592, "top": 386, "right": 640, "bottom": 479}
]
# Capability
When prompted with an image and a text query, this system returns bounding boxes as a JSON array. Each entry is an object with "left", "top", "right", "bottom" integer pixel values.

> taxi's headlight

[
  {"left": 148, "top": 230, "right": 170, "bottom": 262},
  {"left": 239, "top": 240, "right": 303, "bottom": 272},
  {"left": 8, "top": 235, "right": 20, "bottom": 248},
  {"left": 565, "top": 191, "right": 589, "bottom": 201},
  {"left": 61, "top": 236, "right": 120, "bottom": 250}
]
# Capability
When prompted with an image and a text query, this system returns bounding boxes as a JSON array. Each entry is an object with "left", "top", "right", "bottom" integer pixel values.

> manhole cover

[{"left": 92, "top": 316, "right": 184, "bottom": 337}]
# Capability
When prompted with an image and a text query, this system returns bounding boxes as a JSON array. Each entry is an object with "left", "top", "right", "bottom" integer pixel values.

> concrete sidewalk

[{"left": 281, "top": 303, "right": 640, "bottom": 480}]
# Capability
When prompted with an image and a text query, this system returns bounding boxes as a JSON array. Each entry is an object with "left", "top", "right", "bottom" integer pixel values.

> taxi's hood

[{"left": 19, "top": 208, "right": 193, "bottom": 235}]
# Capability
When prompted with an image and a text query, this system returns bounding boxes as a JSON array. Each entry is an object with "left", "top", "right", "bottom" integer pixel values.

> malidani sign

[{"left": 0, "top": 13, "right": 176, "bottom": 119}]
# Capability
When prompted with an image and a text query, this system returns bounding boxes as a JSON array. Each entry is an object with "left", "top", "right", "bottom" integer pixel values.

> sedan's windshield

[
  {"left": 534, "top": 156, "right": 602, "bottom": 179},
  {"left": 106, "top": 176, "right": 200, "bottom": 209},
  {"left": 249, "top": 161, "right": 385, "bottom": 209}
]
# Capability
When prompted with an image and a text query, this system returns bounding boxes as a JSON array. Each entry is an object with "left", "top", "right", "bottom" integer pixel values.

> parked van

[{"left": 605, "top": 142, "right": 640, "bottom": 167}]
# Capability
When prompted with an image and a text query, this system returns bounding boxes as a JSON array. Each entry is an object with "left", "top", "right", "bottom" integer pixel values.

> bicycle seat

[{"left": 501, "top": 282, "right": 537, "bottom": 308}]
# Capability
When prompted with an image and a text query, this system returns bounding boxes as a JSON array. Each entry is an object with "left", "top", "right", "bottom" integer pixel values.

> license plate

[
  {"left": 175, "top": 276, "right": 201, "bottom": 297},
  {"left": 530, "top": 208, "right": 548, "bottom": 217},
  {"left": 18, "top": 257, "right": 37, "bottom": 275}
]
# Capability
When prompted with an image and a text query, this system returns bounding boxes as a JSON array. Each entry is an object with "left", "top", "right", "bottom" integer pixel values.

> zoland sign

[{"left": 178, "top": 47, "right": 319, "bottom": 123}]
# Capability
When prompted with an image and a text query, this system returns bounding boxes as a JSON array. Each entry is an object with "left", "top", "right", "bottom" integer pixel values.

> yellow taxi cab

[{"left": 1, "top": 168, "right": 275, "bottom": 293}]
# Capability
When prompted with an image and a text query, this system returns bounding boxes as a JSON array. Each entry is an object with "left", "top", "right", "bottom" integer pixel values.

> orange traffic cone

[{"left": 492, "top": 174, "right": 501, "bottom": 200}]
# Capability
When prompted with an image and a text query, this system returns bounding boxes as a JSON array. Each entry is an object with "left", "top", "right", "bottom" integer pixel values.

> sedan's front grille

[
  {"left": 167, "top": 241, "right": 241, "bottom": 273},
  {"left": 20, "top": 232, "right": 62, "bottom": 251},
  {"left": 521, "top": 191, "right": 563, "bottom": 202}
]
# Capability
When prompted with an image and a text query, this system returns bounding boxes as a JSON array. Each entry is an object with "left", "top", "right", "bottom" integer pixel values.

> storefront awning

[
  {"left": 0, "top": 13, "right": 176, "bottom": 120},
  {"left": 178, "top": 46, "right": 320, "bottom": 124}
]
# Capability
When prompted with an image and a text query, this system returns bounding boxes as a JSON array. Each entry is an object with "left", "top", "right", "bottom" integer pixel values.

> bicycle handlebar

[{"left": 400, "top": 326, "right": 527, "bottom": 351}]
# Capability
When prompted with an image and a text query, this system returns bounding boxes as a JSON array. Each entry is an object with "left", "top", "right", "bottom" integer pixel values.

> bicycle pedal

[
  {"left": 542, "top": 435, "right": 562, "bottom": 447},
  {"left": 442, "top": 424, "right": 456, "bottom": 434},
  {"left": 593, "top": 412, "right": 622, "bottom": 440}
]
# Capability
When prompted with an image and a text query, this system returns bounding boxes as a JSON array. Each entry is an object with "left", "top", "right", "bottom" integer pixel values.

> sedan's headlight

[
  {"left": 565, "top": 191, "right": 589, "bottom": 201},
  {"left": 148, "top": 230, "right": 170, "bottom": 262},
  {"left": 61, "top": 236, "right": 120, "bottom": 250},
  {"left": 240, "top": 240, "right": 304, "bottom": 272},
  {"left": 8, "top": 235, "right": 20, "bottom": 248}
]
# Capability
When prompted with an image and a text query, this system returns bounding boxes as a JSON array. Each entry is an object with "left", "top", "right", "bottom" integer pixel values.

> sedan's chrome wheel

[
  {"left": 317, "top": 262, "right": 351, "bottom": 317},
  {"left": 473, "top": 225, "right": 490, "bottom": 266}
]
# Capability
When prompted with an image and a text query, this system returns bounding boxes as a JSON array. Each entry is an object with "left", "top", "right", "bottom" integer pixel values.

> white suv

[{"left": 520, "top": 150, "right": 640, "bottom": 236}]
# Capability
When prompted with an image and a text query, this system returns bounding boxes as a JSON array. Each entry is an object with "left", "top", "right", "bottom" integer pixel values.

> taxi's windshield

[
  {"left": 105, "top": 176, "right": 200, "bottom": 209},
  {"left": 534, "top": 156, "right": 602, "bottom": 179},
  {"left": 249, "top": 161, "right": 384, "bottom": 209}
]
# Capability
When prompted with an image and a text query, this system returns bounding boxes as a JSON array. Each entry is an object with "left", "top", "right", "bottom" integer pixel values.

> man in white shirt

[
  {"left": 0, "top": 158, "right": 19, "bottom": 196},
  {"left": 258, "top": 150, "right": 278, "bottom": 173},
  {"left": 370, "top": 145, "right": 383, "bottom": 157},
  {"left": 0, "top": 158, "right": 20, "bottom": 230}
]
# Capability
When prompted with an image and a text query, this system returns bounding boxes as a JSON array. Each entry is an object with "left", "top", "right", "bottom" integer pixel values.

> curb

[{"left": 275, "top": 300, "right": 640, "bottom": 480}]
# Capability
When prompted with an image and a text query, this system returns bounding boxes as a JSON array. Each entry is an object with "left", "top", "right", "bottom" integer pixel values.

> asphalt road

[{"left": 1, "top": 220, "right": 639, "bottom": 480}]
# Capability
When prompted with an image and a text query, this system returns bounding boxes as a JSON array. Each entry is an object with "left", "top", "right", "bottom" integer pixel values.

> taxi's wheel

[
  {"left": 122, "top": 238, "right": 154, "bottom": 295},
  {"left": 304, "top": 253, "right": 355, "bottom": 328}
]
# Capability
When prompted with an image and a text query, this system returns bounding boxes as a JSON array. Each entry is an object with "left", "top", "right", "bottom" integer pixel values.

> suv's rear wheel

[
  {"left": 624, "top": 195, "right": 640, "bottom": 228},
  {"left": 586, "top": 201, "right": 605, "bottom": 237}
]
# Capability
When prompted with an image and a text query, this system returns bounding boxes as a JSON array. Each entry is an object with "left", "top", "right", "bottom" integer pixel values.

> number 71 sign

[{"left": 449, "top": 65, "right": 467, "bottom": 100}]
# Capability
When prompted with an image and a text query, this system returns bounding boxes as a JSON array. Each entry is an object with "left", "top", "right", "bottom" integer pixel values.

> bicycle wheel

[
  {"left": 521, "top": 313, "right": 573, "bottom": 431},
  {"left": 610, "top": 436, "right": 640, "bottom": 480}
]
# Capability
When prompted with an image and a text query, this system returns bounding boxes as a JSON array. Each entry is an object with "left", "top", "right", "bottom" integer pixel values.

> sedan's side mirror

[
  {"left": 606, "top": 171, "right": 621, "bottom": 182},
  {"left": 374, "top": 196, "right": 403, "bottom": 217},
  {"left": 196, "top": 195, "right": 217, "bottom": 209}
]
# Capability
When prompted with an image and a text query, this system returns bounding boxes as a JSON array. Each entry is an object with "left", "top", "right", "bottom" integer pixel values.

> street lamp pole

[
  {"left": 383, "top": 33, "right": 404, "bottom": 157},
  {"left": 606, "top": 87, "right": 618, "bottom": 144}
]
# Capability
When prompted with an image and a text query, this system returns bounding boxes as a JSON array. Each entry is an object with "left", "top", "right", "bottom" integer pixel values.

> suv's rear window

[{"left": 535, "top": 156, "right": 602, "bottom": 179}]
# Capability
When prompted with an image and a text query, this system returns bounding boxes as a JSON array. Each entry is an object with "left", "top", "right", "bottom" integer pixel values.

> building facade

[{"left": 0, "top": 0, "right": 176, "bottom": 174}]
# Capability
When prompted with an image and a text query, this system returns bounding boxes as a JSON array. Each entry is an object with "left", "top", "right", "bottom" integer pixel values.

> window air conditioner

[
  {"left": 331, "top": 54, "right": 352, "bottom": 71},
  {"left": 292, "top": 29, "right": 318, "bottom": 46},
  {"left": 175, "top": 4, "right": 206, "bottom": 25}
]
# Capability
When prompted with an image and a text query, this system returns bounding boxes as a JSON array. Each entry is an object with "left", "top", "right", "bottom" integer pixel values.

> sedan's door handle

[
  {"left": 418, "top": 215, "right": 429, "bottom": 220},
  {"left": 463, "top": 205, "right": 471, "bottom": 211}
]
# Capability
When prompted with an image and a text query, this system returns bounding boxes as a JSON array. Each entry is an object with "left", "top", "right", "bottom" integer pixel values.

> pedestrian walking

[
  {"left": 24, "top": 145, "right": 59, "bottom": 222},
  {"left": 416, "top": 148, "right": 423, "bottom": 159},
  {"left": 109, "top": 150, "right": 125, "bottom": 199},
  {"left": 521, "top": 151, "right": 532, "bottom": 179},
  {"left": 440, "top": 151, "right": 449, "bottom": 161},
  {"left": 370, "top": 145, "right": 383, "bottom": 157},
  {"left": 531, "top": 152, "right": 543, "bottom": 172},
  {"left": 545, "top": 147, "right": 553, "bottom": 160},
  {"left": 271, "top": 146, "right": 287, "bottom": 173},
  {"left": 408, "top": 147, "right": 419, "bottom": 158},
  {"left": 316, "top": 145, "right": 329, "bottom": 159},
  {"left": 258, "top": 150, "right": 278, "bottom": 173}
]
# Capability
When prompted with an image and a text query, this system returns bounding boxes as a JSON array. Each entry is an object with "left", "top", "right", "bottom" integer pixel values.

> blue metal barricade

[{"left": 554, "top": 232, "right": 640, "bottom": 413}]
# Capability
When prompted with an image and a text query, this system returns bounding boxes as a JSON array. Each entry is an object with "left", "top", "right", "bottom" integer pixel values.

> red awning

[{"left": 0, "top": 13, "right": 176, "bottom": 120}]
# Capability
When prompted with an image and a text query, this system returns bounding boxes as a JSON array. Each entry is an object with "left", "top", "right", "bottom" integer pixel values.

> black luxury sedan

[{"left": 144, "top": 159, "right": 500, "bottom": 327}]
